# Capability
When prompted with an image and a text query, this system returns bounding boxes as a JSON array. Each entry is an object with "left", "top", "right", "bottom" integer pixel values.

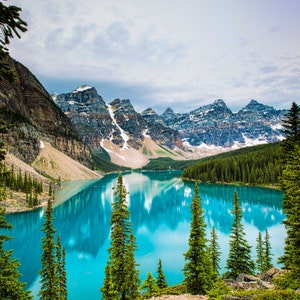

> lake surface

[{"left": 5, "top": 171, "right": 285, "bottom": 299}]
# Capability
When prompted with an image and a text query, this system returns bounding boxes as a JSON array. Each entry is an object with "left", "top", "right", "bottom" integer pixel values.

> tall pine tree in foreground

[
  {"left": 279, "top": 145, "right": 300, "bottom": 286},
  {"left": 183, "top": 183, "right": 214, "bottom": 295},
  {"left": 262, "top": 229, "right": 273, "bottom": 272},
  {"left": 0, "top": 207, "right": 32, "bottom": 299},
  {"left": 101, "top": 174, "right": 140, "bottom": 300},
  {"left": 39, "top": 199, "right": 67, "bottom": 299},
  {"left": 209, "top": 226, "right": 221, "bottom": 275},
  {"left": 56, "top": 236, "right": 67, "bottom": 300},
  {"left": 157, "top": 259, "right": 168, "bottom": 289},
  {"left": 256, "top": 232, "right": 264, "bottom": 273},
  {"left": 39, "top": 199, "right": 58, "bottom": 299},
  {"left": 278, "top": 102, "right": 300, "bottom": 288},
  {"left": 225, "top": 191, "right": 254, "bottom": 279}
]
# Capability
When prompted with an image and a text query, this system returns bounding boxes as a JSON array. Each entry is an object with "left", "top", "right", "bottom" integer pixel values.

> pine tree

[
  {"left": 262, "top": 229, "right": 273, "bottom": 272},
  {"left": 279, "top": 144, "right": 300, "bottom": 287},
  {"left": 39, "top": 199, "right": 58, "bottom": 299},
  {"left": 225, "top": 191, "right": 254, "bottom": 279},
  {"left": 209, "top": 226, "right": 221, "bottom": 275},
  {"left": 256, "top": 232, "right": 264, "bottom": 273},
  {"left": 282, "top": 102, "right": 300, "bottom": 144},
  {"left": 56, "top": 236, "right": 67, "bottom": 300},
  {"left": 101, "top": 263, "right": 118, "bottom": 300},
  {"left": 183, "top": 183, "right": 214, "bottom": 295},
  {"left": 140, "top": 272, "right": 158, "bottom": 299},
  {"left": 101, "top": 174, "right": 140, "bottom": 300},
  {"left": 0, "top": 207, "right": 32, "bottom": 299},
  {"left": 156, "top": 259, "right": 168, "bottom": 289}
]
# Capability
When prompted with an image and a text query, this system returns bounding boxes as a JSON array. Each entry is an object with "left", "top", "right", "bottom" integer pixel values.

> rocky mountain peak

[
  {"left": 141, "top": 108, "right": 165, "bottom": 125},
  {"left": 142, "top": 107, "right": 156, "bottom": 115},
  {"left": 243, "top": 99, "right": 273, "bottom": 112},
  {"left": 162, "top": 107, "right": 175, "bottom": 115},
  {"left": 213, "top": 98, "right": 227, "bottom": 107},
  {"left": 57, "top": 85, "right": 104, "bottom": 105},
  {"left": 190, "top": 98, "right": 233, "bottom": 120}
]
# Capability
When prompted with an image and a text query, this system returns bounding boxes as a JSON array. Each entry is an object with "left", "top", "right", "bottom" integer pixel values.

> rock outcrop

[{"left": 0, "top": 56, "right": 92, "bottom": 167}]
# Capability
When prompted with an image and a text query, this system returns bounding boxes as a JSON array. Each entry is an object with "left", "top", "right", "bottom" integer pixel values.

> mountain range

[
  {"left": 0, "top": 55, "right": 287, "bottom": 173},
  {"left": 53, "top": 85, "right": 286, "bottom": 167}
]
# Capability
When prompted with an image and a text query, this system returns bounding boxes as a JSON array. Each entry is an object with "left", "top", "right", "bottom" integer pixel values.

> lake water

[{"left": 4, "top": 171, "right": 285, "bottom": 299}]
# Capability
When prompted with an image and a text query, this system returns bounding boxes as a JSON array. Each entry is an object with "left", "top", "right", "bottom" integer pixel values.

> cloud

[
  {"left": 7, "top": 0, "right": 300, "bottom": 114},
  {"left": 259, "top": 64, "right": 279, "bottom": 74}
]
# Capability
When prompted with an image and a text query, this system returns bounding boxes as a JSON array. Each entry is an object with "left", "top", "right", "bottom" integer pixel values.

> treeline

[
  {"left": 182, "top": 143, "right": 282, "bottom": 186},
  {"left": 0, "top": 164, "right": 44, "bottom": 207}
]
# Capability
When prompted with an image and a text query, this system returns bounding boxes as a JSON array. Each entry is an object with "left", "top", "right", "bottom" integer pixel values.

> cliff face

[
  {"left": 55, "top": 87, "right": 183, "bottom": 154},
  {"left": 0, "top": 56, "right": 92, "bottom": 166}
]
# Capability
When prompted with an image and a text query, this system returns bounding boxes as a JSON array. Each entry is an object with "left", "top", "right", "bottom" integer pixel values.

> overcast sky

[{"left": 8, "top": 0, "right": 300, "bottom": 114}]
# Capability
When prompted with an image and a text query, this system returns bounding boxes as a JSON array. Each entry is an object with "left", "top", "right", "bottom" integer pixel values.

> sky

[{"left": 7, "top": 0, "right": 300, "bottom": 114}]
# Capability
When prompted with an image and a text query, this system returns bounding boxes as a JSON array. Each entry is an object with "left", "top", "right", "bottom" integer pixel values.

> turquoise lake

[{"left": 5, "top": 171, "right": 285, "bottom": 299}]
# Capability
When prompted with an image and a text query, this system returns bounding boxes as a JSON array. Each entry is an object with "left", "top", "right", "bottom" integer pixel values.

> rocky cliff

[
  {"left": 55, "top": 87, "right": 183, "bottom": 155},
  {"left": 0, "top": 56, "right": 92, "bottom": 167}
]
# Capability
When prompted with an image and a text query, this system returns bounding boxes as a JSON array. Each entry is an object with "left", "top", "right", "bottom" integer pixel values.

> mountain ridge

[{"left": 53, "top": 85, "right": 287, "bottom": 166}]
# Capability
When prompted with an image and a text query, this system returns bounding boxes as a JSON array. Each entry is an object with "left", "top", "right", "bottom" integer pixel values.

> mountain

[
  {"left": 55, "top": 87, "right": 184, "bottom": 167},
  {"left": 161, "top": 99, "right": 286, "bottom": 148},
  {"left": 53, "top": 86, "right": 287, "bottom": 167},
  {"left": 0, "top": 56, "right": 96, "bottom": 176}
]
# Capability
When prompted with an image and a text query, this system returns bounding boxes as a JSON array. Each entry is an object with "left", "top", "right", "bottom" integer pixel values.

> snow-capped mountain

[
  {"left": 53, "top": 86, "right": 287, "bottom": 165},
  {"left": 161, "top": 99, "right": 286, "bottom": 148},
  {"left": 54, "top": 86, "right": 182, "bottom": 165}
]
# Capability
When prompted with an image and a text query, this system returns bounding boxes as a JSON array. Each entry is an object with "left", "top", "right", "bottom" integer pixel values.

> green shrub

[
  {"left": 252, "top": 289, "right": 300, "bottom": 300},
  {"left": 156, "top": 284, "right": 185, "bottom": 296},
  {"left": 208, "top": 278, "right": 230, "bottom": 299},
  {"left": 273, "top": 271, "right": 300, "bottom": 290}
]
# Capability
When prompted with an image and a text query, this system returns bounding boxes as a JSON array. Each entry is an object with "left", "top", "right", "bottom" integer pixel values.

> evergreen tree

[
  {"left": 262, "top": 229, "right": 273, "bottom": 272},
  {"left": 183, "top": 183, "right": 214, "bottom": 295},
  {"left": 56, "top": 236, "right": 67, "bottom": 300},
  {"left": 140, "top": 272, "right": 158, "bottom": 299},
  {"left": 280, "top": 102, "right": 300, "bottom": 165},
  {"left": 101, "top": 263, "right": 118, "bottom": 300},
  {"left": 225, "top": 191, "right": 254, "bottom": 279},
  {"left": 0, "top": 1, "right": 27, "bottom": 82},
  {"left": 39, "top": 199, "right": 58, "bottom": 299},
  {"left": 0, "top": 207, "right": 32, "bottom": 299},
  {"left": 156, "top": 259, "right": 168, "bottom": 289},
  {"left": 279, "top": 145, "right": 300, "bottom": 279},
  {"left": 278, "top": 102, "right": 300, "bottom": 288},
  {"left": 209, "top": 226, "right": 221, "bottom": 275},
  {"left": 256, "top": 232, "right": 264, "bottom": 273},
  {"left": 101, "top": 174, "right": 140, "bottom": 300},
  {"left": 280, "top": 146, "right": 300, "bottom": 271},
  {"left": 282, "top": 102, "right": 300, "bottom": 144}
]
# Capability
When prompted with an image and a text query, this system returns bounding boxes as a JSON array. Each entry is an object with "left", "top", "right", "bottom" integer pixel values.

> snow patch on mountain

[
  {"left": 72, "top": 85, "right": 93, "bottom": 93},
  {"left": 107, "top": 104, "right": 129, "bottom": 149},
  {"left": 242, "top": 134, "right": 269, "bottom": 146}
]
